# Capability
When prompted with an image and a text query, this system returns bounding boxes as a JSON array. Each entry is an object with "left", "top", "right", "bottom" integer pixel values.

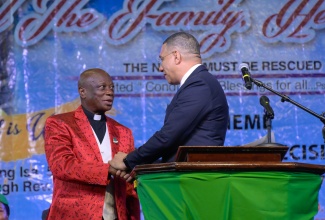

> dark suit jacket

[
  {"left": 127, "top": 65, "right": 229, "bottom": 168},
  {"left": 44, "top": 106, "right": 140, "bottom": 220}
]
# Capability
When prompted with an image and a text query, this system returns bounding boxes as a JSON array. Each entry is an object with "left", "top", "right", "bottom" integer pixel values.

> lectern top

[{"left": 175, "top": 145, "right": 289, "bottom": 162}]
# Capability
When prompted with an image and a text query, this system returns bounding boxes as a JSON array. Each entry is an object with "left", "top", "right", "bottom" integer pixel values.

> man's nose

[{"left": 105, "top": 88, "right": 114, "bottom": 95}]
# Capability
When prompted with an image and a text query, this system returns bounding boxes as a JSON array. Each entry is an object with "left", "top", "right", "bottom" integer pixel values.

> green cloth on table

[{"left": 137, "top": 171, "right": 322, "bottom": 220}]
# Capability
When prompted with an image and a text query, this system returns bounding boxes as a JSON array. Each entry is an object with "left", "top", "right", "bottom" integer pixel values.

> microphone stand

[
  {"left": 264, "top": 110, "right": 274, "bottom": 144},
  {"left": 258, "top": 106, "right": 286, "bottom": 147},
  {"left": 252, "top": 78, "right": 325, "bottom": 144}
]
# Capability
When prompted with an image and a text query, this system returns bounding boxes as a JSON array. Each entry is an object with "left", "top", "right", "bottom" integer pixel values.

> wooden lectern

[{"left": 134, "top": 146, "right": 325, "bottom": 220}]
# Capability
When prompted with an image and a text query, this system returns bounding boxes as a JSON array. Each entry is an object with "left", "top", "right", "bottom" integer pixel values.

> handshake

[{"left": 109, "top": 152, "right": 134, "bottom": 182}]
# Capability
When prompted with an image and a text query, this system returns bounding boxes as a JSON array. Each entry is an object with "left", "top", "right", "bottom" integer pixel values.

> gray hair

[{"left": 163, "top": 32, "right": 200, "bottom": 55}]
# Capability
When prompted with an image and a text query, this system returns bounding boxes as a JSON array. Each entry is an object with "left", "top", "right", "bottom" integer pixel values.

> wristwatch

[{"left": 123, "top": 156, "right": 131, "bottom": 170}]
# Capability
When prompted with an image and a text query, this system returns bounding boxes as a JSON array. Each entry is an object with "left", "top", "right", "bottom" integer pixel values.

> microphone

[
  {"left": 260, "top": 96, "right": 274, "bottom": 118},
  {"left": 239, "top": 63, "right": 252, "bottom": 90}
]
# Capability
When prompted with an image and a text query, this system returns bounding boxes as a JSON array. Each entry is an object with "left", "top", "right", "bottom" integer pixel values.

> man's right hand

[{"left": 110, "top": 152, "right": 128, "bottom": 170}]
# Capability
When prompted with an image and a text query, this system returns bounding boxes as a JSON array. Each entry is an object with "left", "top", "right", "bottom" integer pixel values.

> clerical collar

[
  {"left": 82, "top": 106, "right": 107, "bottom": 143},
  {"left": 82, "top": 106, "right": 106, "bottom": 122},
  {"left": 93, "top": 114, "right": 101, "bottom": 121}
]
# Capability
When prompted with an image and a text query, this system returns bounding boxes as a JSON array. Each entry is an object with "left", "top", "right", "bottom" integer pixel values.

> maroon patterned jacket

[{"left": 44, "top": 106, "right": 140, "bottom": 220}]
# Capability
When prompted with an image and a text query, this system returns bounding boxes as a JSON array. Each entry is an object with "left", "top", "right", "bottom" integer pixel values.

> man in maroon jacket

[{"left": 44, "top": 68, "right": 140, "bottom": 220}]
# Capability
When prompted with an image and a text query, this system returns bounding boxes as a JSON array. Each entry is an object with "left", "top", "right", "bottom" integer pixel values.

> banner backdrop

[{"left": 0, "top": 0, "right": 325, "bottom": 219}]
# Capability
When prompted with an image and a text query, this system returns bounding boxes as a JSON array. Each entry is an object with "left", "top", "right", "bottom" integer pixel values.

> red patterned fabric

[{"left": 44, "top": 106, "right": 140, "bottom": 220}]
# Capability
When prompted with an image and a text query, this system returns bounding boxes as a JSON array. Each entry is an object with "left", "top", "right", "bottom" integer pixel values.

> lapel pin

[{"left": 113, "top": 137, "right": 118, "bottom": 144}]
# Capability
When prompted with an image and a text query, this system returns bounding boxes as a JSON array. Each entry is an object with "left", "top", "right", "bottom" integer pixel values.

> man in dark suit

[
  {"left": 110, "top": 32, "right": 229, "bottom": 172},
  {"left": 44, "top": 68, "right": 140, "bottom": 220}
]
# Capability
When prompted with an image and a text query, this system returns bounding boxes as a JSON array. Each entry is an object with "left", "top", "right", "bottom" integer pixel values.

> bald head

[
  {"left": 78, "top": 68, "right": 114, "bottom": 114},
  {"left": 78, "top": 68, "right": 108, "bottom": 89}
]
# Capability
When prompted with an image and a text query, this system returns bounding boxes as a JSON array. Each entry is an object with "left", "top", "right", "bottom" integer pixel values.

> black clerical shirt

[{"left": 82, "top": 106, "right": 106, "bottom": 144}]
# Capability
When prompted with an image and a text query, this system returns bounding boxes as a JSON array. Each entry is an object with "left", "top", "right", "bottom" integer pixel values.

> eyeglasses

[{"left": 157, "top": 51, "right": 176, "bottom": 63}]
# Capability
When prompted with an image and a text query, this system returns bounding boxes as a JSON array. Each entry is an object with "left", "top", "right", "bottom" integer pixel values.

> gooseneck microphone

[
  {"left": 260, "top": 96, "right": 274, "bottom": 118},
  {"left": 239, "top": 63, "right": 252, "bottom": 90}
]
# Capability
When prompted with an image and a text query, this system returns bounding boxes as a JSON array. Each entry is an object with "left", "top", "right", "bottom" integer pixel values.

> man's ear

[
  {"left": 79, "top": 87, "right": 86, "bottom": 99},
  {"left": 174, "top": 51, "right": 181, "bottom": 65}
]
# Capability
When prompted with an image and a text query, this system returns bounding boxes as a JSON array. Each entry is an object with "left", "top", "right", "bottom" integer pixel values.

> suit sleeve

[
  {"left": 44, "top": 117, "right": 110, "bottom": 185},
  {"left": 127, "top": 78, "right": 213, "bottom": 168}
]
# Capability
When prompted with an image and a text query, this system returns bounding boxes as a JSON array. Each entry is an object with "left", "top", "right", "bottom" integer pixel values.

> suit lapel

[
  {"left": 107, "top": 117, "right": 120, "bottom": 156},
  {"left": 179, "top": 64, "right": 205, "bottom": 91},
  {"left": 106, "top": 117, "right": 128, "bottom": 218},
  {"left": 74, "top": 106, "right": 103, "bottom": 161}
]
